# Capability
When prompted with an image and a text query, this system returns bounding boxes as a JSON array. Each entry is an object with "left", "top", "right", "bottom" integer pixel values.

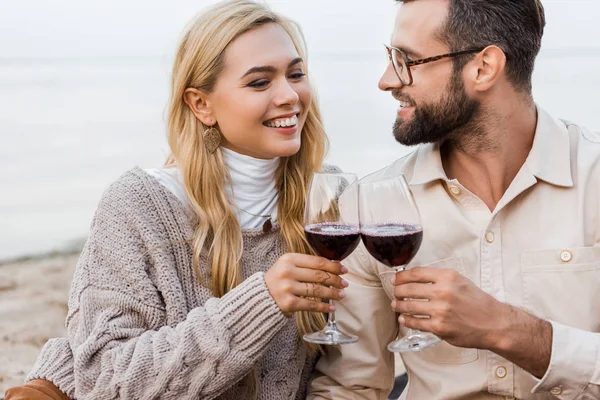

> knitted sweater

[{"left": 27, "top": 167, "right": 319, "bottom": 400}]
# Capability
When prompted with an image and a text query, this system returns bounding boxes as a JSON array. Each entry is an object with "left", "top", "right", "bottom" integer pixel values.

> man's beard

[{"left": 392, "top": 70, "right": 480, "bottom": 146}]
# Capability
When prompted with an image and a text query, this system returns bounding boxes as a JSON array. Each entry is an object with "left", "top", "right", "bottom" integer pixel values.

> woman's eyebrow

[{"left": 241, "top": 57, "right": 303, "bottom": 78}]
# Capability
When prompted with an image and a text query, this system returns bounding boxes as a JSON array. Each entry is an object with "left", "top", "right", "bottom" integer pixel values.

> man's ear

[
  {"left": 465, "top": 45, "right": 507, "bottom": 92},
  {"left": 183, "top": 88, "right": 216, "bottom": 126}
]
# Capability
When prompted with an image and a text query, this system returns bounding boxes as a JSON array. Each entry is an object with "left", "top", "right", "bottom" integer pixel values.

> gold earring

[{"left": 203, "top": 125, "right": 221, "bottom": 154}]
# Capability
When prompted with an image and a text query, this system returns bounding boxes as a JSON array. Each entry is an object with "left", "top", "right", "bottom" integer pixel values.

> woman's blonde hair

[{"left": 165, "top": 0, "right": 328, "bottom": 384}]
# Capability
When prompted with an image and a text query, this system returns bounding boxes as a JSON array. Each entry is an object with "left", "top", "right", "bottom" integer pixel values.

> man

[{"left": 308, "top": 0, "right": 600, "bottom": 399}]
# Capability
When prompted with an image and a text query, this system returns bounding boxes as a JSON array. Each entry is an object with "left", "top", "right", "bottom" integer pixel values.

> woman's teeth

[{"left": 265, "top": 115, "right": 298, "bottom": 128}]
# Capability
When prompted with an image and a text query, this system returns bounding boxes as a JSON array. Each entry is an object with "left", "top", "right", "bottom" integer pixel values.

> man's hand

[
  {"left": 391, "top": 267, "right": 552, "bottom": 378},
  {"left": 391, "top": 267, "right": 506, "bottom": 349}
]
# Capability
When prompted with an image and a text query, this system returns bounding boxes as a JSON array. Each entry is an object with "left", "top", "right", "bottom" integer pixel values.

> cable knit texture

[{"left": 27, "top": 166, "right": 320, "bottom": 400}]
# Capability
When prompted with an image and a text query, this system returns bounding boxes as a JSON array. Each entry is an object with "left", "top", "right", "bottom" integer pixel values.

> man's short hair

[{"left": 397, "top": 0, "right": 546, "bottom": 93}]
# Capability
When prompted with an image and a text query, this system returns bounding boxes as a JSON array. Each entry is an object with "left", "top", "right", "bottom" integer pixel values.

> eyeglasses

[{"left": 384, "top": 44, "right": 485, "bottom": 86}]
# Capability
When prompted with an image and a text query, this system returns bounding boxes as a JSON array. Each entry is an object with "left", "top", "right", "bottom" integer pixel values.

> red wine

[
  {"left": 304, "top": 223, "right": 361, "bottom": 261},
  {"left": 361, "top": 223, "right": 423, "bottom": 267}
]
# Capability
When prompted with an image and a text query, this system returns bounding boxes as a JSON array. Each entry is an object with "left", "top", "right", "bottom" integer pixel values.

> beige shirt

[{"left": 308, "top": 107, "right": 600, "bottom": 400}]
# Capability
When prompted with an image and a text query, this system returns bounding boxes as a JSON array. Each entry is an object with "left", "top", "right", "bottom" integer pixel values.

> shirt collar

[
  {"left": 525, "top": 106, "right": 573, "bottom": 188},
  {"left": 408, "top": 106, "right": 573, "bottom": 188},
  {"left": 409, "top": 142, "right": 448, "bottom": 186}
]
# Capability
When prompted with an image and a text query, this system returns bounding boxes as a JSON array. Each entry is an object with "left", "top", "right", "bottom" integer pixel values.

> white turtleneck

[{"left": 144, "top": 148, "right": 279, "bottom": 229}]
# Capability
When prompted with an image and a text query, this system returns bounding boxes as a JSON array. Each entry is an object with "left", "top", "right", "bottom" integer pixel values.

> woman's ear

[{"left": 183, "top": 88, "right": 216, "bottom": 126}]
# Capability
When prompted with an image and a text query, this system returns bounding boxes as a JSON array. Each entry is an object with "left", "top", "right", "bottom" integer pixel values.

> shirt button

[
  {"left": 560, "top": 250, "right": 572, "bottom": 263},
  {"left": 485, "top": 231, "right": 495, "bottom": 243},
  {"left": 449, "top": 185, "right": 461, "bottom": 195},
  {"left": 550, "top": 386, "right": 563, "bottom": 395},
  {"left": 495, "top": 366, "right": 507, "bottom": 378}
]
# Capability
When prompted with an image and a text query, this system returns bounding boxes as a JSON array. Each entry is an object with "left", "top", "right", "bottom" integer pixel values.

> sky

[{"left": 0, "top": 0, "right": 598, "bottom": 60}]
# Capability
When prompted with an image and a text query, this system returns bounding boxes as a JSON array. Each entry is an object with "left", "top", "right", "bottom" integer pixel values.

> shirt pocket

[
  {"left": 521, "top": 247, "right": 600, "bottom": 332},
  {"left": 379, "top": 257, "right": 479, "bottom": 365}
]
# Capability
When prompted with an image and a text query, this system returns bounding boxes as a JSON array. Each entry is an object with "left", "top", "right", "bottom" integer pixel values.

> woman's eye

[
  {"left": 289, "top": 72, "right": 306, "bottom": 80},
  {"left": 248, "top": 79, "right": 270, "bottom": 89}
]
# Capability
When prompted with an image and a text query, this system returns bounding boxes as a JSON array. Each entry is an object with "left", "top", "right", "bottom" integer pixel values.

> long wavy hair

[{"left": 164, "top": 0, "right": 328, "bottom": 392}]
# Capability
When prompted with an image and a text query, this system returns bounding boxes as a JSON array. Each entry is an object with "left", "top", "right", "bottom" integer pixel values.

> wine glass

[
  {"left": 358, "top": 174, "right": 441, "bottom": 352},
  {"left": 303, "top": 172, "right": 361, "bottom": 345}
]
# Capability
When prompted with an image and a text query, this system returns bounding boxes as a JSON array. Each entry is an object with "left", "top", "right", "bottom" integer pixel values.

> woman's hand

[{"left": 264, "top": 253, "right": 349, "bottom": 316}]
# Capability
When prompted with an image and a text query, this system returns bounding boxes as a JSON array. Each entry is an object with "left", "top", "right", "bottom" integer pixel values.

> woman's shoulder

[
  {"left": 101, "top": 166, "right": 158, "bottom": 202},
  {"left": 97, "top": 166, "right": 185, "bottom": 216}
]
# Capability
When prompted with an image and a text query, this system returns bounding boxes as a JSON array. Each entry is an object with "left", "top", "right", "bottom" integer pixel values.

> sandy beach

[{"left": 0, "top": 254, "right": 78, "bottom": 398}]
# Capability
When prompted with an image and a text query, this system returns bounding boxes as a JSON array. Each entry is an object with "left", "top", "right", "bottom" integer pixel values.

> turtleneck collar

[
  {"left": 145, "top": 148, "right": 280, "bottom": 230},
  {"left": 221, "top": 147, "right": 280, "bottom": 199},
  {"left": 220, "top": 147, "right": 279, "bottom": 229}
]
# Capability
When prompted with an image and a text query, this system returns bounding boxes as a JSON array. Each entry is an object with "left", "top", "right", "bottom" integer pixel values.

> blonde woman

[{"left": 5, "top": 1, "right": 347, "bottom": 399}]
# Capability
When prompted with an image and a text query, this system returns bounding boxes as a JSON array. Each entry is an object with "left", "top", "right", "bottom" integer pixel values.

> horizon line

[{"left": 1, "top": 47, "right": 599, "bottom": 65}]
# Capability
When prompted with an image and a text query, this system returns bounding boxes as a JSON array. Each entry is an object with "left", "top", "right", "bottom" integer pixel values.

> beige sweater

[{"left": 27, "top": 167, "right": 318, "bottom": 400}]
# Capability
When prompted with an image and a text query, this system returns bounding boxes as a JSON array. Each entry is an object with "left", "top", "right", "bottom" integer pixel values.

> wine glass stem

[
  {"left": 395, "top": 265, "right": 415, "bottom": 335},
  {"left": 326, "top": 260, "right": 341, "bottom": 327},
  {"left": 327, "top": 296, "right": 337, "bottom": 326}
]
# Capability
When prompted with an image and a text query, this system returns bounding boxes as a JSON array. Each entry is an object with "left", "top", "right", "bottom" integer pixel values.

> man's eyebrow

[{"left": 241, "top": 57, "right": 303, "bottom": 78}]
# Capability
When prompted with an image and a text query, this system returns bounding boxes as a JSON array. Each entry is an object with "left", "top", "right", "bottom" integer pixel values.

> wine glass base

[
  {"left": 387, "top": 333, "right": 442, "bottom": 353},
  {"left": 303, "top": 329, "right": 359, "bottom": 345}
]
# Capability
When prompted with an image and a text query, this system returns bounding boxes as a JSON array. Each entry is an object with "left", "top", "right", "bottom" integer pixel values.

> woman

[{"left": 5, "top": 1, "right": 347, "bottom": 399}]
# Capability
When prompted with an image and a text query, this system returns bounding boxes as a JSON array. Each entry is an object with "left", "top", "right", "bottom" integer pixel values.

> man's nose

[{"left": 378, "top": 62, "right": 404, "bottom": 92}]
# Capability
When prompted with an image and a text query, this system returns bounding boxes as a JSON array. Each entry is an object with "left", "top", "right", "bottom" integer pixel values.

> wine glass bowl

[
  {"left": 360, "top": 223, "right": 423, "bottom": 268},
  {"left": 303, "top": 172, "right": 361, "bottom": 345},
  {"left": 358, "top": 174, "right": 441, "bottom": 352},
  {"left": 304, "top": 223, "right": 361, "bottom": 262}
]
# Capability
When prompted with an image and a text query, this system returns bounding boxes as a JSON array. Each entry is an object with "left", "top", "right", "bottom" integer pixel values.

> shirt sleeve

[
  {"left": 531, "top": 320, "right": 600, "bottom": 399},
  {"left": 307, "top": 244, "right": 398, "bottom": 400}
]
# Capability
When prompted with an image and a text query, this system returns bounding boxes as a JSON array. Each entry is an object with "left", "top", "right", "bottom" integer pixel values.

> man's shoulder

[
  {"left": 561, "top": 119, "right": 600, "bottom": 145},
  {"left": 360, "top": 147, "right": 421, "bottom": 182},
  {"left": 561, "top": 120, "right": 600, "bottom": 171}
]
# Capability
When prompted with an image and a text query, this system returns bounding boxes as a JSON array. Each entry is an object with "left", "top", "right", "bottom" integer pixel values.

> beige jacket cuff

[{"left": 531, "top": 320, "right": 600, "bottom": 399}]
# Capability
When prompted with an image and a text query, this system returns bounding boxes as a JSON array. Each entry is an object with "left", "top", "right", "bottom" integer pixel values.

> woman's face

[{"left": 205, "top": 23, "right": 312, "bottom": 159}]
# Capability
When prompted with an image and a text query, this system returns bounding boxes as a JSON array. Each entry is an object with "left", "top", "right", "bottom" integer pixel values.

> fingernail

[
  {"left": 341, "top": 279, "right": 349, "bottom": 287},
  {"left": 329, "top": 304, "right": 336, "bottom": 311},
  {"left": 391, "top": 274, "right": 396, "bottom": 284},
  {"left": 338, "top": 290, "right": 346, "bottom": 299},
  {"left": 391, "top": 299, "right": 397, "bottom": 309},
  {"left": 399, "top": 315, "right": 406, "bottom": 325},
  {"left": 341, "top": 266, "right": 348, "bottom": 274}
]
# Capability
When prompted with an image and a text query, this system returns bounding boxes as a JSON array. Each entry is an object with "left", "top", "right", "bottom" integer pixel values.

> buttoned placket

[
  {"left": 445, "top": 178, "right": 526, "bottom": 397},
  {"left": 487, "top": 168, "right": 538, "bottom": 397}
]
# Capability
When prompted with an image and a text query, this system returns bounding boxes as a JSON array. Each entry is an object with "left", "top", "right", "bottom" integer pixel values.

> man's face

[{"left": 378, "top": 0, "right": 479, "bottom": 146}]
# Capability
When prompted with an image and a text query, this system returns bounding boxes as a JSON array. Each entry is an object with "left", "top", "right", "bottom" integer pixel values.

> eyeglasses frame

[{"left": 384, "top": 44, "right": 486, "bottom": 86}]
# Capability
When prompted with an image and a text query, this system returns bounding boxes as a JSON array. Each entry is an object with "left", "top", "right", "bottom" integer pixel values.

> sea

[{"left": 1, "top": 49, "right": 599, "bottom": 260}]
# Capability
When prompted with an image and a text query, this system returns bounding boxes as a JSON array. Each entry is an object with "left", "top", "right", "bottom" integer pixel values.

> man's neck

[{"left": 441, "top": 97, "right": 538, "bottom": 212}]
